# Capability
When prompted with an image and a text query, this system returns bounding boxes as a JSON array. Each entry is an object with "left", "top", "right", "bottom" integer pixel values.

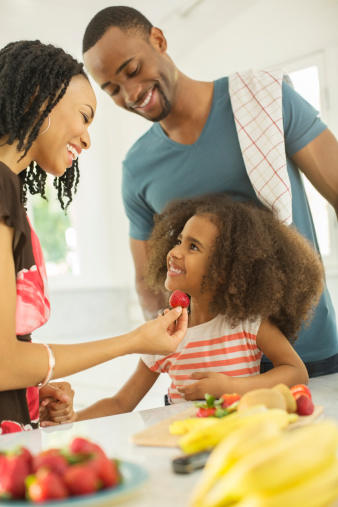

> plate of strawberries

[{"left": 0, "top": 437, "right": 148, "bottom": 505}]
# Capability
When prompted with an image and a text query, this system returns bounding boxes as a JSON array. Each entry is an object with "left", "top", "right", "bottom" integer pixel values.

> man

[{"left": 82, "top": 6, "right": 338, "bottom": 377}]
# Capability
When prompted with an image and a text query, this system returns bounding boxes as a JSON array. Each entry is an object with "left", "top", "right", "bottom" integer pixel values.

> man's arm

[
  {"left": 291, "top": 128, "right": 338, "bottom": 218},
  {"left": 130, "top": 238, "right": 167, "bottom": 320}
]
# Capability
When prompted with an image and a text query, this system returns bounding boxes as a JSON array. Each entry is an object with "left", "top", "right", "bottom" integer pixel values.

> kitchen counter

[{"left": 0, "top": 373, "right": 337, "bottom": 506}]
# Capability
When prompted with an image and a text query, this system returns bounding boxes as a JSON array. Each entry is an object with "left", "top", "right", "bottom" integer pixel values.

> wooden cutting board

[{"left": 132, "top": 405, "right": 323, "bottom": 448}]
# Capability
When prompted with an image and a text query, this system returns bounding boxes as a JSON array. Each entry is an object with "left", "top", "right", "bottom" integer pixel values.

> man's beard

[
  {"left": 129, "top": 82, "right": 172, "bottom": 122},
  {"left": 151, "top": 83, "right": 171, "bottom": 122}
]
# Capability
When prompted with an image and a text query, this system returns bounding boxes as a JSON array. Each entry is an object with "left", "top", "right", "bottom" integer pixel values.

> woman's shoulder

[
  {"left": 0, "top": 161, "right": 29, "bottom": 254},
  {"left": 0, "top": 161, "right": 21, "bottom": 199}
]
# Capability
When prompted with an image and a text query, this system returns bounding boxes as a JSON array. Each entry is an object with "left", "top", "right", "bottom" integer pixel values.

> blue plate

[{"left": 0, "top": 461, "right": 149, "bottom": 506}]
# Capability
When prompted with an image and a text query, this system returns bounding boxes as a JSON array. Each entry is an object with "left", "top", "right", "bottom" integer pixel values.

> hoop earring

[{"left": 39, "top": 116, "right": 51, "bottom": 136}]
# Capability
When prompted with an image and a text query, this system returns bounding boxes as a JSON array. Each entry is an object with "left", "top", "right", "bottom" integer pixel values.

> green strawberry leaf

[
  {"left": 205, "top": 394, "right": 215, "bottom": 407},
  {"left": 215, "top": 407, "right": 230, "bottom": 418}
]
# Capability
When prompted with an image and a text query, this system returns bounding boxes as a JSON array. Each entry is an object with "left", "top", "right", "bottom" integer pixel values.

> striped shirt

[{"left": 141, "top": 314, "right": 262, "bottom": 403}]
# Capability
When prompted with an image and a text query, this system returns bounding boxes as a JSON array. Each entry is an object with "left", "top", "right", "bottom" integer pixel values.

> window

[{"left": 29, "top": 180, "right": 80, "bottom": 277}]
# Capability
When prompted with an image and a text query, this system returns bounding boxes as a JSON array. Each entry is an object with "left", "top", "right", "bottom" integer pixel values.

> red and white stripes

[{"left": 142, "top": 314, "right": 262, "bottom": 403}]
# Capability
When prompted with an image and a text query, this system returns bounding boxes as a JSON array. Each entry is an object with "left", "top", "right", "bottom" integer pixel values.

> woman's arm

[
  {"left": 0, "top": 221, "right": 187, "bottom": 391},
  {"left": 178, "top": 319, "right": 308, "bottom": 399},
  {"left": 76, "top": 359, "right": 160, "bottom": 421}
]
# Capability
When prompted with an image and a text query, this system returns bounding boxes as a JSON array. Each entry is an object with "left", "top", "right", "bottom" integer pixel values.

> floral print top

[{"left": 0, "top": 162, "right": 50, "bottom": 434}]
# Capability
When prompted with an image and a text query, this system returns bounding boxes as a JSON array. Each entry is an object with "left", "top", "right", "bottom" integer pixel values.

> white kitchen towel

[{"left": 229, "top": 69, "right": 292, "bottom": 224}]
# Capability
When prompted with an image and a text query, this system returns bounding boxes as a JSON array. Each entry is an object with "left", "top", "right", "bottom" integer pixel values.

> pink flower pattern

[
  {"left": 0, "top": 420, "right": 33, "bottom": 435},
  {"left": 16, "top": 221, "right": 50, "bottom": 335},
  {"left": 10, "top": 220, "right": 50, "bottom": 433}
]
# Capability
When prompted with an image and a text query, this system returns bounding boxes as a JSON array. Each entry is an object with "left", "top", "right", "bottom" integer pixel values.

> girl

[
  {"left": 0, "top": 40, "right": 187, "bottom": 433},
  {"left": 75, "top": 193, "right": 323, "bottom": 417}
]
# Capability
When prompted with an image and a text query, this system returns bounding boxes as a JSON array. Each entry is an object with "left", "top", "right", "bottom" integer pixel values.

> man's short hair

[{"left": 82, "top": 6, "right": 153, "bottom": 53}]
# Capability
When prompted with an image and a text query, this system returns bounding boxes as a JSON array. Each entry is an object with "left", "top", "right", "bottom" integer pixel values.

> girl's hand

[
  {"left": 132, "top": 307, "right": 188, "bottom": 355},
  {"left": 39, "top": 382, "right": 77, "bottom": 427},
  {"left": 177, "top": 372, "right": 232, "bottom": 400}
]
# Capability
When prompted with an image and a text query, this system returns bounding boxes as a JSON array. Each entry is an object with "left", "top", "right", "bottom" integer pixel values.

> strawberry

[
  {"left": 0, "top": 447, "right": 32, "bottom": 499},
  {"left": 221, "top": 393, "right": 241, "bottom": 408},
  {"left": 33, "top": 449, "right": 69, "bottom": 476},
  {"left": 196, "top": 407, "right": 216, "bottom": 418},
  {"left": 26, "top": 468, "right": 68, "bottom": 502},
  {"left": 64, "top": 463, "right": 100, "bottom": 496},
  {"left": 290, "top": 384, "right": 312, "bottom": 400},
  {"left": 69, "top": 438, "right": 119, "bottom": 488},
  {"left": 90, "top": 454, "right": 120, "bottom": 488},
  {"left": 296, "top": 394, "right": 314, "bottom": 415},
  {"left": 69, "top": 437, "right": 105, "bottom": 457},
  {"left": 169, "top": 290, "right": 190, "bottom": 308}
]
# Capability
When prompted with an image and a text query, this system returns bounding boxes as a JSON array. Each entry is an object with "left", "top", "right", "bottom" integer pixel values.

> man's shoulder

[{"left": 124, "top": 125, "right": 157, "bottom": 168}]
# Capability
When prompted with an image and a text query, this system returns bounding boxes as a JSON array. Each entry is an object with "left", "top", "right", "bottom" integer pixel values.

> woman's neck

[{"left": 188, "top": 296, "right": 217, "bottom": 327}]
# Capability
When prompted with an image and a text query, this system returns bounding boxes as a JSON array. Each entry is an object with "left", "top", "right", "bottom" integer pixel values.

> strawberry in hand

[{"left": 169, "top": 290, "right": 190, "bottom": 309}]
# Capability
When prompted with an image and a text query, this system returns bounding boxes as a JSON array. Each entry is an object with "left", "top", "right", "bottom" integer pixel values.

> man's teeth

[
  {"left": 138, "top": 89, "right": 152, "bottom": 108},
  {"left": 67, "top": 144, "right": 78, "bottom": 160}
]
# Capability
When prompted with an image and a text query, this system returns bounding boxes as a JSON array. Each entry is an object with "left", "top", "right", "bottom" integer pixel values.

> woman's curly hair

[
  {"left": 146, "top": 194, "right": 324, "bottom": 341},
  {"left": 0, "top": 40, "right": 87, "bottom": 209}
]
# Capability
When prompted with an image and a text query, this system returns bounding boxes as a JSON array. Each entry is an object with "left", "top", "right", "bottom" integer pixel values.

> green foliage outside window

[{"left": 31, "top": 184, "right": 71, "bottom": 265}]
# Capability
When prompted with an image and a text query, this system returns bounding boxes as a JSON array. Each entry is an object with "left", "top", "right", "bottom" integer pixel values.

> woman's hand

[
  {"left": 39, "top": 381, "right": 77, "bottom": 427},
  {"left": 177, "top": 372, "right": 232, "bottom": 400},
  {"left": 131, "top": 306, "right": 188, "bottom": 355}
]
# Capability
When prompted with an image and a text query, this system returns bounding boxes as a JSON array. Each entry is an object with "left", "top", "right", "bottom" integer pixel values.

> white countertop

[{"left": 1, "top": 373, "right": 338, "bottom": 506}]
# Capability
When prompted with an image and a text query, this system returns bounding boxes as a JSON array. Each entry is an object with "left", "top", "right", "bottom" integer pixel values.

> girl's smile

[
  {"left": 165, "top": 214, "right": 219, "bottom": 298},
  {"left": 167, "top": 258, "right": 185, "bottom": 277}
]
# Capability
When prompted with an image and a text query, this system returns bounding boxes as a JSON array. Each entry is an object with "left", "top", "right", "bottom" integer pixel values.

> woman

[{"left": 0, "top": 40, "right": 187, "bottom": 433}]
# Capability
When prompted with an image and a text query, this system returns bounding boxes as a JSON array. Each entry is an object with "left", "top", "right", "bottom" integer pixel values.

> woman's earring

[{"left": 39, "top": 116, "right": 51, "bottom": 136}]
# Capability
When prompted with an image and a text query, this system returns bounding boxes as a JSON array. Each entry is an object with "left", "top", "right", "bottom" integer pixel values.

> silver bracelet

[{"left": 37, "top": 344, "right": 55, "bottom": 389}]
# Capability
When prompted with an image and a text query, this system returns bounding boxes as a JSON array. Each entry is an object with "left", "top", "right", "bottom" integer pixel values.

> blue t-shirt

[{"left": 122, "top": 77, "right": 337, "bottom": 363}]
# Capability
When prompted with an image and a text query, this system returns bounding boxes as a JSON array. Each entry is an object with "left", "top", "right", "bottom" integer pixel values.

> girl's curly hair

[
  {"left": 146, "top": 194, "right": 324, "bottom": 341},
  {"left": 0, "top": 40, "right": 87, "bottom": 209}
]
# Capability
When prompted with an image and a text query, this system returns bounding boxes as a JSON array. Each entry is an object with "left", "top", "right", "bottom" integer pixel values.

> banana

[
  {"left": 202, "top": 420, "right": 338, "bottom": 507},
  {"left": 180, "top": 406, "right": 295, "bottom": 454},
  {"left": 190, "top": 419, "right": 283, "bottom": 507},
  {"left": 170, "top": 418, "right": 216, "bottom": 435},
  {"left": 234, "top": 459, "right": 338, "bottom": 507}
]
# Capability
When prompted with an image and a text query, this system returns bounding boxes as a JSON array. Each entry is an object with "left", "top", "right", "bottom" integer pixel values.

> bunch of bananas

[
  {"left": 190, "top": 418, "right": 338, "bottom": 507},
  {"left": 174, "top": 405, "right": 297, "bottom": 454}
]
